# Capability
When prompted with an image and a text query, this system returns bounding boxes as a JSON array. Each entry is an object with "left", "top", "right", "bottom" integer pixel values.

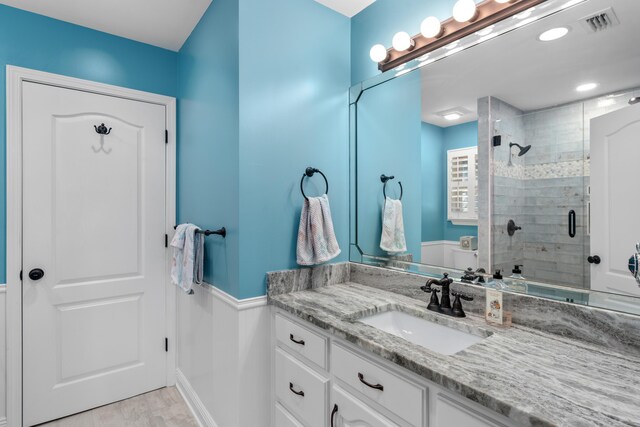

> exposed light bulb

[
  {"left": 392, "top": 32, "right": 414, "bottom": 51},
  {"left": 421, "top": 16, "right": 442, "bottom": 38},
  {"left": 369, "top": 44, "right": 388, "bottom": 63},
  {"left": 453, "top": 0, "right": 477, "bottom": 23}
]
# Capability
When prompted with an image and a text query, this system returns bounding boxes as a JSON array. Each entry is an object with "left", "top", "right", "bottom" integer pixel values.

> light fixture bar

[{"left": 379, "top": 0, "right": 547, "bottom": 72}]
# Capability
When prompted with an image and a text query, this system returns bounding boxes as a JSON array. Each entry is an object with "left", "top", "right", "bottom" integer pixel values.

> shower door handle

[{"left": 568, "top": 210, "right": 576, "bottom": 238}]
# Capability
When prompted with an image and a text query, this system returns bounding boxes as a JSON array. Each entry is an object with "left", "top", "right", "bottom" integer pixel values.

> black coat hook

[{"left": 94, "top": 123, "right": 112, "bottom": 135}]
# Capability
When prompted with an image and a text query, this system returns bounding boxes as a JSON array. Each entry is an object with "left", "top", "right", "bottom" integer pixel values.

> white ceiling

[
  {"left": 421, "top": 0, "right": 640, "bottom": 126},
  {"left": 0, "top": 0, "right": 213, "bottom": 51},
  {"left": 313, "top": 0, "right": 376, "bottom": 17}
]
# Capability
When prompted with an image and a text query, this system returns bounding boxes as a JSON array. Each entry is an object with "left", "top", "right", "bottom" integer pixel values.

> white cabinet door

[
  {"left": 22, "top": 82, "right": 167, "bottom": 425},
  {"left": 591, "top": 103, "right": 640, "bottom": 296},
  {"left": 435, "top": 394, "right": 511, "bottom": 427},
  {"left": 331, "top": 386, "right": 398, "bottom": 427}
]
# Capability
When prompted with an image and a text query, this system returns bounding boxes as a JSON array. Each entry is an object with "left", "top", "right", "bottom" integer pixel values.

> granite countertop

[{"left": 270, "top": 282, "right": 640, "bottom": 427}]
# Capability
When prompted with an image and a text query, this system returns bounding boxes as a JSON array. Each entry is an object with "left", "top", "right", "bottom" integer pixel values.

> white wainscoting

[
  {"left": 421, "top": 241, "right": 460, "bottom": 267},
  {"left": 175, "top": 283, "right": 270, "bottom": 427},
  {"left": 0, "top": 286, "right": 6, "bottom": 426}
]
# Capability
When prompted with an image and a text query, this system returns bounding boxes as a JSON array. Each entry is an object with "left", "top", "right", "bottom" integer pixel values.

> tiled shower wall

[{"left": 487, "top": 88, "right": 640, "bottom": 288}]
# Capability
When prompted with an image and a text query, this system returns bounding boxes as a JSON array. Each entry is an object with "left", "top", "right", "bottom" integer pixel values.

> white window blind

[{"left": 447, "top": 146, "right": 478, "bottom": 225}]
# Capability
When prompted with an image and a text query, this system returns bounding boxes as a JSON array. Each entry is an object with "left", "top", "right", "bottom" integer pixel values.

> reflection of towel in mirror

[
  {"left": 171, "top": 223, "right": 205, "bottom": 294},
  {"left": 296, "top": 194, "right": 341, "bottom": 266},
  {"left": 380, "top": 197, "right": 407, "bottom": 253}
]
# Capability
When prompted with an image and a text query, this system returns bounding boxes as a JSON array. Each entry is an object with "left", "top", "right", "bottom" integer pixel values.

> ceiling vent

[{"left": 580, "top": 7, "right": 620, "bottom": 33}]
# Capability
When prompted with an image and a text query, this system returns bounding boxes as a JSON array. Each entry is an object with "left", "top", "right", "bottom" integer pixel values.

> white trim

[
  {"left": 175, "top": 369, "right": 216, "bottom": 427},
  {"left": 6, "top": 65, "right": 177, "bottom": 427},
  {"left": 0, "top": 286, "right": 5, "bottom": 292},
  {"left": 420, "top": 240, "right": 460, "bottom": 247},
  {"left": 196, "top": 282, "right": 268, "bottom": 311}
]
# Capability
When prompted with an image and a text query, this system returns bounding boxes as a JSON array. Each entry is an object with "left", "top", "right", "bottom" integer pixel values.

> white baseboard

[{"left": 176, "top": 369, "right": 217, "bottom": 427}]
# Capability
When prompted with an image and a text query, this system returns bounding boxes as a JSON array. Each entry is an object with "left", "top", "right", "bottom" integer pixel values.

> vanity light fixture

[
  {"left": 453, "top": 0, "right": 479, "bottom": 23},
  {"left": 369, "top": 44, "right": 389, "bottom": 62},
  {"left": 370, "top": 0, "right": 548, "bottom": 72},
  {"left": 421, "top": 16, "right": 443, "bottom": 38},
  {"left": 392, "top": 31, "right": 415, "bottom": 51},
  {"left": 538, "top": 26, "right": 569, "bottom": 41},
  {"left": 576, "top": 82, "right": 598, "bottom": 92}
]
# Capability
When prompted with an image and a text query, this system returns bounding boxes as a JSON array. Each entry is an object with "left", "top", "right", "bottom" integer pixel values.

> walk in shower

[{"left": 491, "top": 88, "right": 640, "bottom": 289}]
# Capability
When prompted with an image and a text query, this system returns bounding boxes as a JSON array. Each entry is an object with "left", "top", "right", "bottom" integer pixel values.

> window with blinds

[{"left": 447, "top": 146, "right": 478, "bottom": 225}]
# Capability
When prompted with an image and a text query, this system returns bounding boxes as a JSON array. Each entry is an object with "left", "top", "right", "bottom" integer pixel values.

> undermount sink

[{"left": 358, "top": 310, "right": 486, "bottom": 355}]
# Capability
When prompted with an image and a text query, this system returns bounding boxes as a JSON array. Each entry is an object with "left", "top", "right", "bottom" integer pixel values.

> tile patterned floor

[{"left": 36, "top": 386, "right": 199, "bottom": 427}]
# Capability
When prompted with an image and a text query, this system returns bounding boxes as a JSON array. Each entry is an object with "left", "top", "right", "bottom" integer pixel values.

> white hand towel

[
  {"left": 171, "top": 223, "right": 204, "bottom": 294},
  {"left": 380, "top": 197, "right": 407, "bottom": 253},
  {"left": 296, "top": 194, "right": 341, "bottom": 266}
]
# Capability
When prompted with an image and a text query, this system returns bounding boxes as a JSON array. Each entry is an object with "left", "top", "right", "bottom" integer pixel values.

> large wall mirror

[{"left": 349, "top": 0, "right": 640, "bottom": 315}]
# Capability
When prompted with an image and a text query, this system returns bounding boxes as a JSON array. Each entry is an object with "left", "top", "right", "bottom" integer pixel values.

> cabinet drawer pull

[
  {"left": 358, "top": 372, "right": 384, "bottom": 391},
  {"left": 289, "top": 382, "right": 305, "bottom": 397},
  {"left": 331, "top": 404, "right": 338, "bottom": 427},
  {"left": 289, "top": 333, "right": 305, "bottom": 346}
]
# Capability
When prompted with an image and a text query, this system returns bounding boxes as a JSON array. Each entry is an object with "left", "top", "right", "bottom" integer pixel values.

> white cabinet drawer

[
  {"left": 331, "top": 385, "right": 399, "bottom": 427},
  {"left": 331, "top": 345, "right": 426, "bottom": 427},
  {"left": 435, "top": 394, "right": 511, "bottom": 427},
  {"left": 275, "top": 403, "right": 304, "bottom": 427},
  {"left": 275, "top": 347, "right": 328, "bottom": 427},
  {"left": 276, "top": 313, "right": 328, "bottom": 369}
]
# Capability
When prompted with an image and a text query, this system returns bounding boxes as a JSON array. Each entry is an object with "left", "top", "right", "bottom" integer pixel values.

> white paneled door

[
  {"left": 22, "top": 82, "right": 167, "bottom": 426},
  {"left": 591, "top": 102, "right": 640, "bottom": 297}
]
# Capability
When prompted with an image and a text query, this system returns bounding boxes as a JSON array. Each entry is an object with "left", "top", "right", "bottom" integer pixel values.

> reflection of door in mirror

[
  {"left": 421, "top": 123, "right": 478, "bottom": 270},
  {"left": 591, "top": 102, "right": 640, "bottom": 296}
]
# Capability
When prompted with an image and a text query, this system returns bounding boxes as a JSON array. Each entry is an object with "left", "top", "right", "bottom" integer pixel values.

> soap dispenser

[
  {"left": 507, "top": 265, "right": 528, "bottom": 293},
  {"left": 510, "top": 265, "right": 524, "bottom": 280},
  {"left": 486, "top": 270, "right": 506, "bottom": 290}
]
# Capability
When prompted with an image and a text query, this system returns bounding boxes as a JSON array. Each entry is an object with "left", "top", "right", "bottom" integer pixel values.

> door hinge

[
  {"left": 165, "top": 338, "right": 169, "bottom": 352},
  {"left": 165, "top": 234, "right": 168, "bottom": 248},
  {"left": 19, "top": 270, "right": 22, "bottom": 281},
  {"left": 165, "top": 129, "right": 168, "bottom": 144}
]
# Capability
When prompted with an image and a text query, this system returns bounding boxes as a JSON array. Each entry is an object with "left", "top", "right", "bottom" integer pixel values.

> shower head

[{"left": 509, "top": 142, "right": 531, "bottom": 157}]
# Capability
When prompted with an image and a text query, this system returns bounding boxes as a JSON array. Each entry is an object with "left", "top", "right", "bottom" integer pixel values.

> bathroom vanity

[{"left": 268, "top": 263, "right": 640, "bottom": 427}]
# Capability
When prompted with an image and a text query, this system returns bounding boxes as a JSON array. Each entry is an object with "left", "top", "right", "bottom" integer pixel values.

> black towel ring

[
  {"left": 381, "top": 174, "right": 403, "bottom": 200},
  {"left": 300, "top": 167, "right": 329, "bottom": 201}
]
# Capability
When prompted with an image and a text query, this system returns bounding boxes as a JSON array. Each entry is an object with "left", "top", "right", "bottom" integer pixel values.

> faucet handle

[
  {"left": 451, "top": 291, "right": 473, "bottom": 318},
  {"left": 452, "top": 291, "right": 474, "bottom": 301}
]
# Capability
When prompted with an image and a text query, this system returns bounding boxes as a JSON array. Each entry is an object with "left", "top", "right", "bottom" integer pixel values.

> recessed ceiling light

[
  {"left": 476, "top": 25, "right": 495, "bottom": 37},
  {"left": 538, "top": 27, "right": 569, "bottom": 41},
  {"left": 444, "top": 113, "right": 462, "bottom": 121},
  {"left": 514, "top": 8, "right": 534, "bottom": 19},
  {"left": 576, "top": 82, "right": 598, "bottom": 92},
  {"left": 445, "top": 47, "right": 465, "bottom": 56}
]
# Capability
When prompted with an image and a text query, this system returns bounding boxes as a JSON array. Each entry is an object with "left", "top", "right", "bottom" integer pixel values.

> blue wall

[
  {"left": 0, "top": 5, "right": 178, "bottom": 284},
  {"left": 421, "top": 123, "right": 444, "bottom": 242},
  {"left": 357, "top": 72, "right": 422, "bottom": 261},
  {"left": 421, "top": 120, "right": 478, "bottom": 243},
  {"left": 351, "top": 0, "right": 458, "bottom": 84},
  {"left": 177, "top": 0, "right": 241, "bottom": 297},
  {"left": 237, "top": 0, "right": 351, "bottom": 299},
  {"left": 176, "top": 0, "right": 350, "bottom": 299}
]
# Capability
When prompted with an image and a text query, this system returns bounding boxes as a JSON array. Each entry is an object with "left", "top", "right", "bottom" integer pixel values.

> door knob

[
  {"left": 28, "top": 268, "right": 45, "bottom": 281},
  {"left": 587, "top": 256, "right": 601, "bottom": 265}
]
